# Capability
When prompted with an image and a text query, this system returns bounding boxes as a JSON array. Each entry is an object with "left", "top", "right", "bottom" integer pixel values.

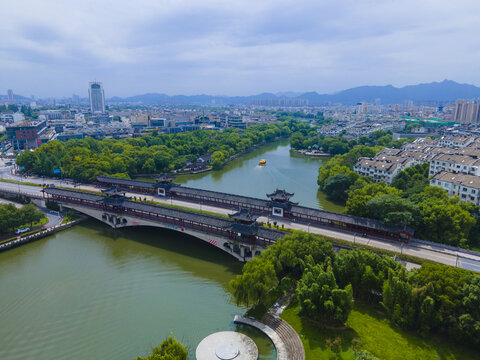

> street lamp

[{"left": 353, "top": 232, "right": 356, "bottom": 245}]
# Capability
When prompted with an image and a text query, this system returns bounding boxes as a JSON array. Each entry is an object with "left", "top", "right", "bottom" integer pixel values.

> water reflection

[{"left": 83, "top": 219, "right": 243, "bottom": 289}]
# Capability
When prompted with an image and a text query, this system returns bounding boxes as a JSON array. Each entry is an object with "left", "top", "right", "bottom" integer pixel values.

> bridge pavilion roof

[
  {"left": 153, "top": 174, "right": 175, "bottom": 183},
  {"left": 101, "top": 186, "right": 127, "bottom": 196},
  {"left": 123, "top": 201, "right": 286, "bottom": 242},
  {"left": 290, "top": 204, "right": 414, "bottom": 235},
  {"left": 171, "top": 186, "right": 268, "bottom": 208},
  {"left": 96, "top": 176, "right": 160, "bottom": 189},
  {"left": 224, "top": 223, "right": 258, "bottom": 236},
  {"left": 257, "top": 227, "right": 285, "bottom": 241},
  {"left": 45, "top": 187, "right": 287, "bottom": 243},
  {"left": 266, "top": 189, "right": 295, "bottom": 202},
  {"left": 45, "top": 187, "right": 102, "bottom": 202},
  {"left": 228, "top": 208, "right": 262, "bottom": 223}
]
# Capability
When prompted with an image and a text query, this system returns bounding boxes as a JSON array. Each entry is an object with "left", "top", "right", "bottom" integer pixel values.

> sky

[{"left": 1, "top": 0, "right": 480, "bottom": 98}]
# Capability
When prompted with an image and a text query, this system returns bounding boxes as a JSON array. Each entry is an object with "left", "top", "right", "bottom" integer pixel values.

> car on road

[{"left": 15, "top": 227, "right": 30, "bottom": 235}]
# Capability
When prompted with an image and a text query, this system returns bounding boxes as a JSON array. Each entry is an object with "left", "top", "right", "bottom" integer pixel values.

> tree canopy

[
  {"left": 231, "top": 230, "right": 480, "bottom": 347},
  {"left": 0, "top": 203, "right": 45, "bottom": 233},
  {"left": 135, "top": 334, "right": 187, "bottom": 360},
  {"left": 17, "top": 121, "right": 297, "bottom": 181}
]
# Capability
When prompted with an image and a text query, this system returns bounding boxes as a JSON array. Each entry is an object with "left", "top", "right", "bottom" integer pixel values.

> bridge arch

[{"left": 62, "top": 203, "right": 260, "bottom": 262}]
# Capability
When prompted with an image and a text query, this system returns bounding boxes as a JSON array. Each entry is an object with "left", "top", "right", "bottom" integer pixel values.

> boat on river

[{"left": 258, "top": 159, "right": 267, "bottom": 166}]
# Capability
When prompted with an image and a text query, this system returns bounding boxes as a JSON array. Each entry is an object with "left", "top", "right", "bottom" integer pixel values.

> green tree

[
  {"left": 142, "top": 158, "right": 156, "bottom": 174},
  {"left": 322, "top": 173, "right": 355, "bottom": 202},
  {"left": 391, "top": 163, "right": 429, "bottom": 195},
  {"left": 413, "top": 187, "right": 475, "bottom": 246},
  {"left": 230, "top": 256, "right": 278, "bottom": 306},
  {"left": 296, "top": 259, "right": 353, "bottom": 324},
  {"left": 345, "top": 182, "right": 402, "bottom": 218},
  {"left": 136, "top": 334, "right": 187, "bottom": 360},
  {"left": 19, "top": 203, "right": 44, "bottom": 227},
  {"left": 211, "top": 150, "right": 226, "bottom": 170},
  {"left": 365, "top": 194, "right": 419, "bottom": 226}
]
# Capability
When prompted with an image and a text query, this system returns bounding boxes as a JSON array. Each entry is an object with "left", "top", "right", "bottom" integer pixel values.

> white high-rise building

[
  {"left": 453, "top": 100, "right": 480, "bottom": 123},
  {"left": 88, "top": 81, "right": 105, "bottom": 113}
]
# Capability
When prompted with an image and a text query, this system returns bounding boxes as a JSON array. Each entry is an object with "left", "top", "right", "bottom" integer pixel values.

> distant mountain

[
  {"left": 107, "top": 80, "right": 480, "bottom": 106},
  {"left": 317, "top": 80, "right": 480, "bottom": 104},
  {"left": 275, "top": 91, "right": 303, "bottom": 98},
  {"left": 6, "top": 80, "right": 480, "bottom": 106}
]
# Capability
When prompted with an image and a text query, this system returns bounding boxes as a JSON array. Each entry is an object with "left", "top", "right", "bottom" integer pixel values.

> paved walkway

[
  {"left": 234, "top": 315, "right": 288, "bottom": 360},
  {"left": 234, "top": 313, "right": 305, "bottom": 360},
  {"left": 263, "top": 312, "right": 305, "bottom": 360}
]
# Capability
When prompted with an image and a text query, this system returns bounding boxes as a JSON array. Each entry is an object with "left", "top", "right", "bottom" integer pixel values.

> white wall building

[{"left": 430, "top": 171, "right": 480, "bottom": 205}]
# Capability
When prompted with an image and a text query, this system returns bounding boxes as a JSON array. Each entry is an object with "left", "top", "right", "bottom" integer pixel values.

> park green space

[{"left": 281, "top": 300, "right": 477, "bottom": 360}]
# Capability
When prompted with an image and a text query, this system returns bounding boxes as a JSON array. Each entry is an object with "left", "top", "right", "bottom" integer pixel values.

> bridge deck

[
  {"left": 44, "top": 187, "right": 285, "bottom": 246},
  {"left": 96, "top": 176, "right": 413, "bottom": 241}
]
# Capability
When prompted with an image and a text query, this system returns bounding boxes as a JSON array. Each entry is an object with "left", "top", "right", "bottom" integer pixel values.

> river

[
  {"left": 0, "top": 222, "right": 276, "bottom": 360},
  {"left": 0, "top": 139, "right": 340, "bottom": 360},
  {"left": 176, "top": 139, "right": 344, "bottom": 213}
]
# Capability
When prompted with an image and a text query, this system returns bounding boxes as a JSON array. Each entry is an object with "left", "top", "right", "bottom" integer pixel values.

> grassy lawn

[
  {"left": 281, "top": 300, "right": 477, "bottom": 360},
  {"left": 0, "top": 178, "right": 43, "bottom": 187},
  {"left": 470, "top": 246, "right": 480, "bottom": 253}
]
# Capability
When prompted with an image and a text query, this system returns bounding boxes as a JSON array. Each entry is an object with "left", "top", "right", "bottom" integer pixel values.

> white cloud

[{"left": 1, "top": 0, "right": 479, "bottom": 96}]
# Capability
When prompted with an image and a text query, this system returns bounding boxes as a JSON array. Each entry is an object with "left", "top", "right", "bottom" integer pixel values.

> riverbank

[
  {"left": 135, "top": 136, "right": 291, "bottom": 177},
  {"left": 0, "top": 217, "right": 85, "bottom": 252},
  {"left": 292, "top": 149, "right": 330, "bottom": 157}
]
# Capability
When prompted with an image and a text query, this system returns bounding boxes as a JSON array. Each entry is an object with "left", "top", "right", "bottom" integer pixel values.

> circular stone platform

[{"left": 196, "top": 331, "right": 258, "bottom": 360}]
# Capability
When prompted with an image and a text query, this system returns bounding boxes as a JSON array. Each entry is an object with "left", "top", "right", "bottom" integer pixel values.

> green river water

[
  {"left": 176, "top": 139, "right": 344, "bottom": 213},
  {"left": 0, "top": 140, "right": 341, "bottom": 360}
]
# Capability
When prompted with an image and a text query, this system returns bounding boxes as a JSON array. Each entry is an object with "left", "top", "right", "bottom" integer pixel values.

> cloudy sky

[{"left": 1, "top": 0, "right": 479, "bottom": 97}]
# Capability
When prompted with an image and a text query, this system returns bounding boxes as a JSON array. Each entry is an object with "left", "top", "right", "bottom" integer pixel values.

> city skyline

[{"left": 1, "top": 1, "right": 480, "bottom": 97}]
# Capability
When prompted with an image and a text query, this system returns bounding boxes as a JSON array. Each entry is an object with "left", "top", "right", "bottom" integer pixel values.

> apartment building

[
  {"left": 437, "top": 134, "right": 476, "bottom": 148},
  {"left": 429, "top": 154, "right": 480, "bottom": 177},
  {"left": 430, "top": 171, "right": 480, "bottom": 205},
  {"left": 354, "top": 157, "right": 408, "bottom": 184}
]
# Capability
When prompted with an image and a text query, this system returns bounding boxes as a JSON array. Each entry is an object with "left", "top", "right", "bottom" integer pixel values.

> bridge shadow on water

[{"left": 80, "top": 218, "right": 244, "bottom": 289}]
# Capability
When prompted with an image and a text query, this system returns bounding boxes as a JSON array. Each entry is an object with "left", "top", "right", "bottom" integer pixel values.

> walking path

[
  {"left": 234, "top": 315, "right": 288, "bottom": 360},
  {"left": 234, "top": 290, "right": 305, "bottom": 360},
  {"left": 262, "top": 312, "right": 305, "bottom": 360},
  {"left": 233, "top": 313, "right": 305, "bottom": 360}
]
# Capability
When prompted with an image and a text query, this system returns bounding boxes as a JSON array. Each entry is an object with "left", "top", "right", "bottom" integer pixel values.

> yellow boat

[{"left": 258, "top": 159, "right": 267, "bottom": 166}]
